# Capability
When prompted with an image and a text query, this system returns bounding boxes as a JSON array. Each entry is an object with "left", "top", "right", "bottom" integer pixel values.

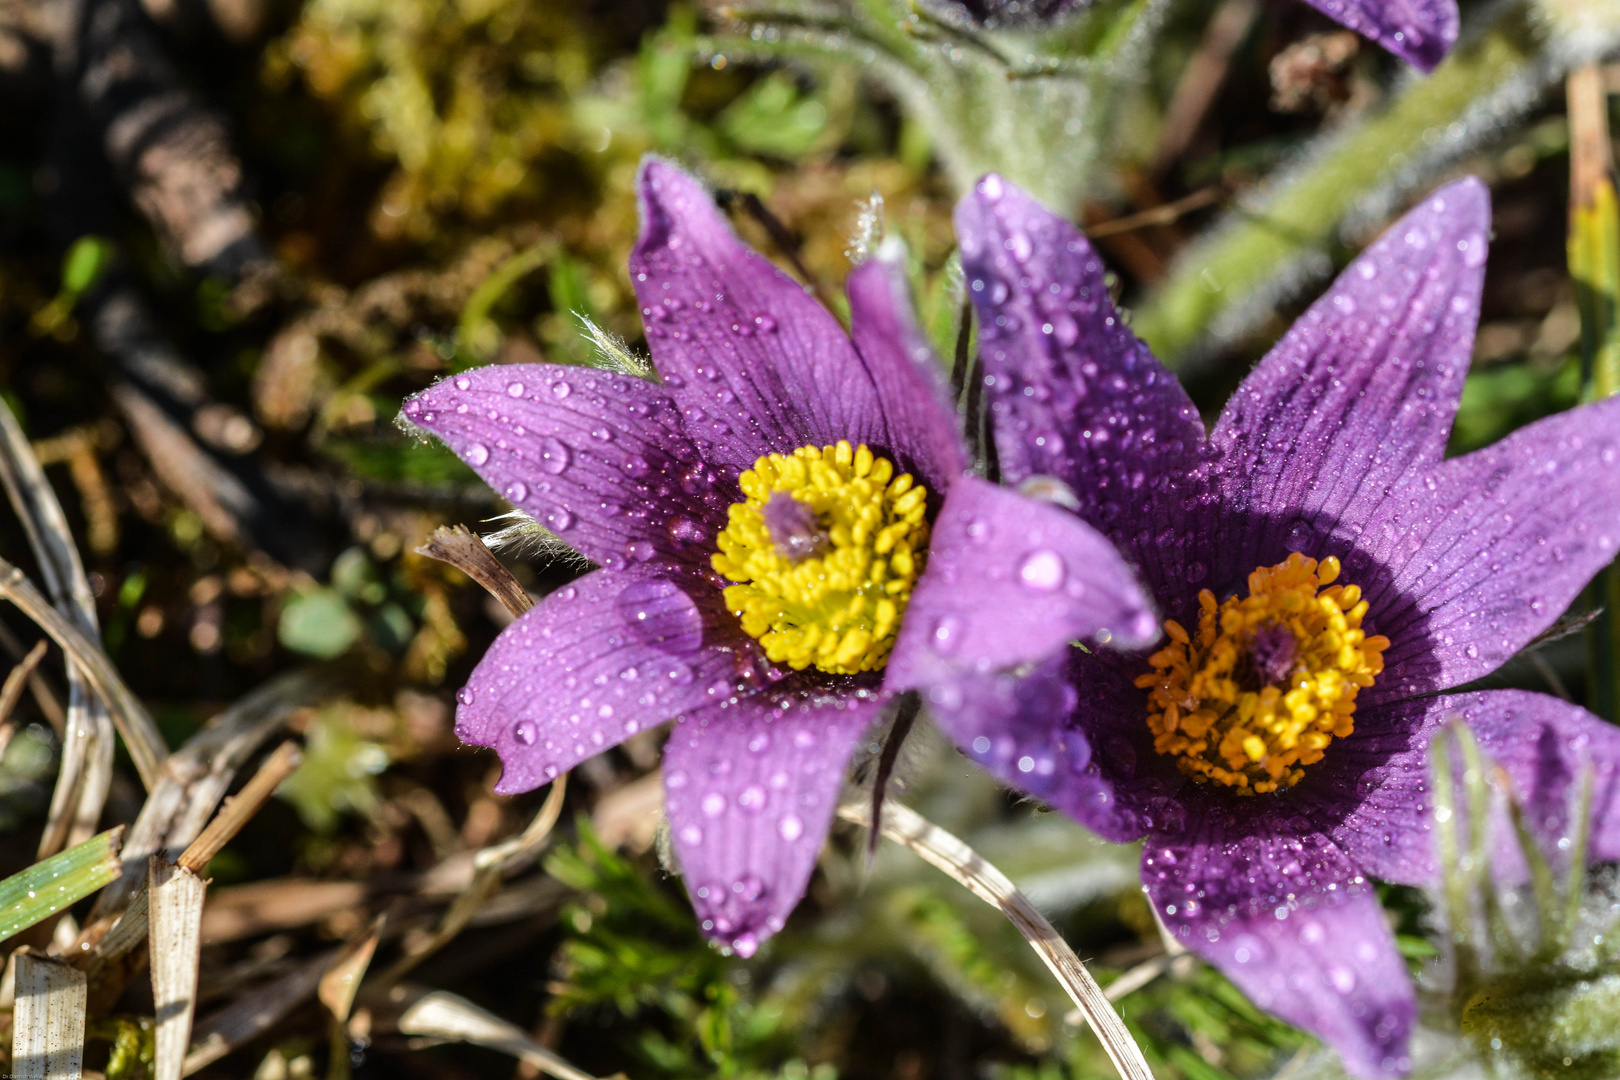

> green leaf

[
  {"left": 0, "top": 827, "right": 123, "bottom": 946},
  {"left": 62, "top": 236, "right": 112, "bottom": 297},
  {"left": 278, "top": 588, "right": 362, "bottom": 659}
]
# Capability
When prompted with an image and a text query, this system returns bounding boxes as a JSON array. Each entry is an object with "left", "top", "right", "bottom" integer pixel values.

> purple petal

[
  {"left": 402, "top": 363, "right": 731, "bottom": 570},
  {"left": 454, "top": 568, "right": 765, "bottom": 795},
  {"left": 1449, "top": 689, "right": 1620, "bottom": 868},
  {"left": 663, "top": 681, "right": 883, "bottom": 953},
  {"left": 1299, "top": 0, "right": 1457, "bottom": 71},
  {"left": 888, "top": 477, "right": 1156, "bottom": 692},
  {"left": 1368, "top": 394, "right": 1620, "bottom": 703},
  {"left": 1144, "top": 811, "right": 1414, "bottom": 1078},
  {"left": 631, "top": 160, "right": 888, "bottom": 473},
  {"left": 1210, "top": 179, "right": 1488, "bottom": 594},
  {"left": 845, "top": 247, "right": 969, "bottom": 493},
  {"left": 954, "top": 175, "right": 1211, "bottom": 608},
  {"left": 924, "top": 650, "right": 1173, "bottom": 842},
  {"left": 1287, "top": 697, "right": 1446, "bottom": 887}
]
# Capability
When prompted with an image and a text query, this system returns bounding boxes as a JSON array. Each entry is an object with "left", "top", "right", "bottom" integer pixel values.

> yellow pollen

[
  {"left": 711, "top": 441, "right": 929, "bottom": 675},
  {"left": 1134, "top": 552, "right": 1389, "bottom": 795}
]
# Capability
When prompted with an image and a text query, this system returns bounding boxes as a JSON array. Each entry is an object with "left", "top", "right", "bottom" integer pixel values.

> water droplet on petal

[
  {"left": 538, "top": 437, "right": 570, "bottom": 474},
  {"left": 506, "top": 481, "right": 528, "bottom": 503},
  {"left": 778, "top": 815, "right": 804, "bottom": 841},
  {"left": 701, "top": 793, "right": 727, "bottom": 818},
  {"left": 466, "top": 443, "right": 490, "bottom": 466},
  {"left": 507, "top": 381, "right": 525, "bottom": 397},
  {"left": 513, "top": 720, "right": 537, "bottom": 746},
  {"left": 546, "top": 508, "right": 574, "bottom": 532},
  {"left": 1018, "top": 549, "right": 1066, "bottom": 591}
]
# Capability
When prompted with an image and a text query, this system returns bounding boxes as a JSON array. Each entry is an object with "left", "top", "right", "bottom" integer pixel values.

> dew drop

[
  {"left": 538, "top": 437, "right": 571, "bottom": 474},
  {"left": 931, "top": 615, "right": 964, "bottom": 655},
  {"left": 738, "top": 785, "right": 767, "bottom": 813},
  {"left": 551, "top": 381, "right": 571, "bottom": 399},
  {"left": 546, "top": 508, "right": 574, "bottom": 531},
  {"left": 679, "top": 824, "right": 704, "bottom": 846},
  {"left": 778, "top": 814, "right": 804, "bottom": 841},
  {"left": 513, "top": 720, "right": 537, "bottom": 746},
  {"left": 506, "top": 381, "right": 525, "bottom": 397},
  {"left": 466, "top": 443, "right": 490, "bottom": 466},
  {"left": 701, "top": 793, "right": 727, "bottom": 818},
  {"left": 506, "top": 481, "right": 528, "bottom": 503},
  {"left": 1018, "top": 549, "right": 1066, "bottom": 591}
]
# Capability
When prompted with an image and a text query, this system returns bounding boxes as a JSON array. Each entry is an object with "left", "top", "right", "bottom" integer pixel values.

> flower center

[
  {"left": 1135, "top": 553, "right": 1388, "bottom": 794},
  {"left": 712, "top": 441, "right": 929, "bottom": 675}
]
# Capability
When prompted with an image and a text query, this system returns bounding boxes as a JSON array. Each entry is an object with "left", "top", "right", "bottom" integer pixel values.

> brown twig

[
  {"left": 1151, "top": 0, "right": 1261, "bottom": 178},
  {"left": 0, "top": 639, "right": 50, "bottom": 761},
  {"left": 0, "top": 557, "right": 166, "bottom": 789},
  {"left": 1086, "top": 185, "right": 1227, "bottom": 239},
  {"left": 177, "top": 741, "right": 303, "bottom": 874}
]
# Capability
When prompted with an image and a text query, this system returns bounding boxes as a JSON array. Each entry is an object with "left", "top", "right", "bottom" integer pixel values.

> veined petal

[
  {"left": 632, "top": 159, "right": 889, "bottom": 473},
  {"left": 402, "top": 363, "right": 731, "bottom": 570},
  {"left": 1299, "top": 0, "right": 1457, "bottom": 71},
  {"left": 1368, "top": 395, "right": 1620, "bottom": 704},
  {"left": 1288, "top": 697, "right": 1446, "bottom": 887},
  {"left": 1450, "top": 689, "right": 1620, "bottom": 869},
  {"left": 663, "top": 680, "right": 883, "bottom": 954},
  {"left": 1144, "top": 812, "right": 1414, "bottom": 1078},
  {"left": 1211, "top": 180, "right": 1487, "bottom": 591},
  {"left": 954, "top": 175, "right": 1211, "bottom": 608},
  {"left": 454, "top": 569, "right": 764, "bottom": 795},
  {"left": 845, "top": 247, "right": 969, "bottom": 493},
  {"left": 888, "top": 477, "right": 1156, "bottom": 693}
]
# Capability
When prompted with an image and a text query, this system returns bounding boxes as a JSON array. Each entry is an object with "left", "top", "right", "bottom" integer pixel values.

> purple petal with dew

[
  {"left": 845, "top": 245, "right": 969, "bottom": 494},
  {"left": 888, "top": 476, "right": 1156, "bottom": 693},
  {"left": 925, "top": 650, "right": 1173, "bottom": 843},
  {"left": 954, "top": 174, "right": 1211, "bottom": 610},
  {"left": 631, "top": 159, "right": 889, "bottom": 474},
  {"left": 1365, "top": 395, "right": 1620, "bottom": 705},
  {"left": 402, "top": 363, "right": 734, "bottom": 572},
  {"left": 1284, "top": 697, "right": 1446, "bottom": 888},
  {"left": 454, "top": 568, "right": 769, "bottom": 795},
  {"left": 1445, "top": 689, "right": 1620, "bottom": 874},
  {"left": 663, "top": 678, "right": 884, "bottom": 954},
  {"left": 1210, "top": 179, "right": 1487, "bottom": 593},
  {"left": 1144, "top": 808, "right": 1415, "bottom": 1079},
  {"left": 1298, "top": 0, "right": 1457, "bottom": 71}
]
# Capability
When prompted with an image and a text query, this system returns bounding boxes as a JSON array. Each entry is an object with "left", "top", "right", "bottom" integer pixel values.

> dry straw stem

[
  {"left": 0, "top": 399, "right": 119, "bottom": 859},
  {"left": 0, "top": 639, "right": 51, "bottom": 760},
  {"left": 398, "top": 989, "right": 598, "bottom": 1080},
  {"left": 12, "top": 950, "right": 89, "bottom": 1080},
  {"left": 838, "top": 799, "right": 1154, "bottom": 1080},
  {"left": 183, "top": 946, "right": 341, "bottom": 1075},
  {"left": 415, "top": 525, "right": 535, "bottom": 617},
  {"left": 378, "top": 773, "right": 568, "bottom": 984},
  {"left": 79, "top": 739, "right": 307, "bottom": 1012},
  {"left": 148, "top": 857, "right": 207, "bottom": 1080},
  {"left": 91, "top": 668, "right": 335, "bottom": 923},
  {"left": 0, "top": 558, "right": 166, "bottom": 789}
]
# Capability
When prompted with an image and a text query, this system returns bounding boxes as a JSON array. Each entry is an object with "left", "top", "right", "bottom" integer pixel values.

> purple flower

[
  {"left": 930, "top": 0, "right": 1456, "bottom": 70},
  {"left": 901, "top": 173, "right": 1620, "bottom": 1076},
  {"left": 399, "top": 159, "right": 1155, "bottom": 956}
]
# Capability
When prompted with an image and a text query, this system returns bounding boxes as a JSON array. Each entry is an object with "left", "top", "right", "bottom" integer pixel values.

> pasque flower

[
  {"left": 890, "top": 173, "right": 1620, "bottom": 1076},
  {"left": 400, "top": 159, "right": 1155, "bottom": 956},
  {"left": 932, "top": 0, "right": 1456, "bottom": 71}
]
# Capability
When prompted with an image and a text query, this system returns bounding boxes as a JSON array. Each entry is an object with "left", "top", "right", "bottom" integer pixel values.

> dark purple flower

[
  {"left": 928, "top": 0, "right": 1455, "bottom": 70},
  {"left": 896, "top": 173, "right": 1620, "bottom": 1076},
  {"left": 399, "top": 159, "right": 1156, "bottom": 956}
]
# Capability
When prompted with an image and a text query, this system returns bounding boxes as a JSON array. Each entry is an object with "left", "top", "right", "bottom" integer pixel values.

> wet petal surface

[
  {"left": 663, "top": 679, "right": 883, "bottom": 953},
  {"left": 454, "top": 569, "right": 766, "bottom": 794},
  {"left": 1298, "top": 0, "right": 1457, "bottom": 70},
  {"left": 402, "top": 363, "right": 733, "bottom": 571}
]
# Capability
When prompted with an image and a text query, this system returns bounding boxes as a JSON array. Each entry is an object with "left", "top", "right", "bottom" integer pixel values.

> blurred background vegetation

[{"left": 0, "top": 0, "right": 1615, "bottom": 1075}]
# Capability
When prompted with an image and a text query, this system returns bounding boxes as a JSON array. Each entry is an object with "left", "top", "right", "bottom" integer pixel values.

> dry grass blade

[
  {"left": 380, "top": 775, "right": 567, "bottom": 984},
  {"left": 183, "top": 946, "right": 340, "bottom": 1075},
  {"left": 0, "top": 559, "right": 166, "bottom": 789},
  {"left": 838, "top": 800, "right": 1153, "bottom": 1080},
  {"left": 178, "top": 741, "right": 303, "bottom": 874},
  {"left": 0, "top": 400, "right": 119, "bottom": 859},
  {"left": 80, "top": 740, "right": 307, "bottom": 1012},
  {"left": 149, "top": 857, "right": 207, "bottom": 1080},
  {"left": 398, "top": 990, "right": 598, "bottom": 1080},
  {"left": 319, "top": 918, "right": 382, "bottom": 1080},
  {"left": 93, "top": 669, "right": 334, "bottom": 922},
  {"left": 0, "top": 639, "right": 50, "bottom": 760},
  {"left": 13, "top": 951, "right": 89, "bottom": 1080},
  {"left": 415, "top": 525, "right": 534, "bottom": 617}
]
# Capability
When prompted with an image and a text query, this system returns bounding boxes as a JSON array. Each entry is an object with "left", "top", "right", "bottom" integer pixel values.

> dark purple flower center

[
  {"left": 1246, "top": 623, "right": 1297, "bottom": 687},
  {"left": 761, "top": 491, "right": 829, "bottom": 562}
]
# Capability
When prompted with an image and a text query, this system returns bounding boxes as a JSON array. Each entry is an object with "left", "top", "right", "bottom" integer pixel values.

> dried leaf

[
  {"left": 398, "top": 990, "right": 597, "bottom": 1080},
  {"left": 148, "top": 858, "right": 206, "bottom": 1080},
  {"left": 13, "top": 951, "right": 88, "bottom": 1080}
]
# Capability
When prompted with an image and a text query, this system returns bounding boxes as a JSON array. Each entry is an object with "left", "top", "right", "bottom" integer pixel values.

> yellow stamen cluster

[
  {"left": 1135, "top": 553, "right": 1389, "bottom": 794},
  {"left": 712, "top": 441, "right": 928, "bottom": 675}
]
